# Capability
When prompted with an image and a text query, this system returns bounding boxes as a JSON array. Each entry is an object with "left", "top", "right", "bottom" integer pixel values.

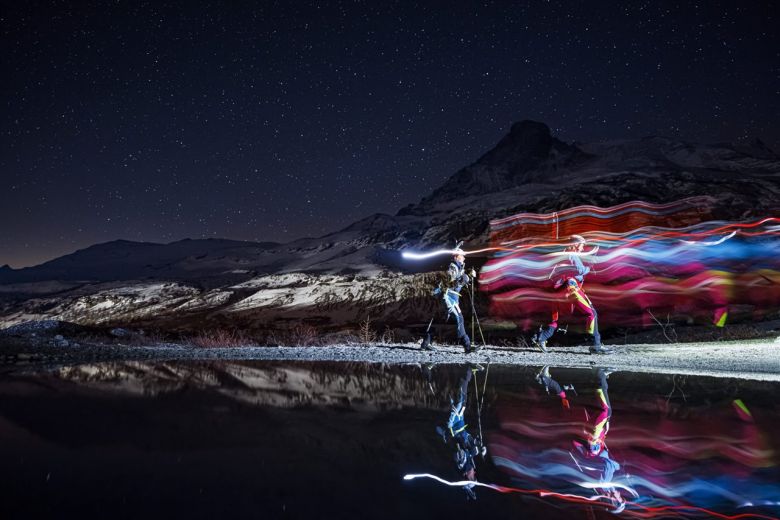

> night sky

[{"left": 2, "top": 1, "right": 778, "bottom": 268}]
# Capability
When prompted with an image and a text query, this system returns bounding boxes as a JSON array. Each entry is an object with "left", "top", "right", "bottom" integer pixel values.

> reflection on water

[
  {"left": 483, "top": 366, "right": 780, "bottom": 519},
  {"left": 0, "top": 361, "right": 778, "bottom": 519},
  {"left": 427, "top": 366, "right": 488, "bottom": 500},
  {"left": 485, "top": 367, "right": 630, "bottom": 513}
]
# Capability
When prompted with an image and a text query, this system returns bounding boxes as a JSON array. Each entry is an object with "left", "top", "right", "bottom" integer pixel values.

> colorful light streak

[
  {"left": 402, "top": 472, "right": 779, "bottom": 519},
  {"left": 481, "top": 199, "right": 780, "bottom": 329},
  {"left": 482, "top": 378, "right": 780, "bottom": 519}
]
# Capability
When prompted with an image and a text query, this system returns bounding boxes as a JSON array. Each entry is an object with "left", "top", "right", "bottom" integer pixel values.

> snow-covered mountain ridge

[{"left": 2, "top": 121, "right": 778, "bottom": 332}]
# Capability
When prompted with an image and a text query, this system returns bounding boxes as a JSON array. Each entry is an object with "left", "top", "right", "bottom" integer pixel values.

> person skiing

[
  {"left": 422, "top": 244, "right": 479, "bottom": 353},
  {"left": 532, "top": 234, "right": 613, "bottom": 355},
  {"left": 570, "top": 367, "right": 626, "bottom": 514},
  {"left": 435, "top": 366, "right": 487, "bottom": 500}
]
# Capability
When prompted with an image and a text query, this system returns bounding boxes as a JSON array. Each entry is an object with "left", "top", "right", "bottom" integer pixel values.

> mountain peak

[
  {"left": 509, "top": 119, "right": 551, "bottom": 137},
  {"left": 478, "top": 120, "right": 554, "bottom": 167},
  {"left": 405, "top": 120, "right": 588, "bottom": 210}
]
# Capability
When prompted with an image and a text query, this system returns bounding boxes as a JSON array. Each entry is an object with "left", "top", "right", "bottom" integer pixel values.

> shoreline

[{"left": 1, "top": 338, "right": 779, "bottom": 381}]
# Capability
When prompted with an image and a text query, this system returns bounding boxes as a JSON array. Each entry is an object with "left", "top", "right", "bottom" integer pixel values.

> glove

[
  {"left": 456, "top": 448, "right": 467, "bottom": 469},
  {"left": 432, "top": 282, "right": 442, "bottom": 296},
  {"left": 469, "top": 268, "right": 477, "bottom": 278}
]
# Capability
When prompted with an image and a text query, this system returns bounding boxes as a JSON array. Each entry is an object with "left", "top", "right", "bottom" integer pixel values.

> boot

[
  {"left": 420, "top": 333, "right": 434, "bottom": 351},
  {"left": 532, "top": 325, "right": 555, "bottom": 353},
  {"left": 461, "top": 336, "right": 473, "bottom": 354},
  {"left": 531, "top": 333, "right": 549, "bottom": 353},
  {"left": 588, "top": 344, "right": 614, "bottom": 355}
]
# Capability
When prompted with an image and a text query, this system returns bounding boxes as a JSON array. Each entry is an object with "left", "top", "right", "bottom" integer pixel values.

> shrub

[
  {"left": 380, "top": 325, "right": 395, "bottom": 344},
  {"left": 191, "top": 329, "right": 250, "bottom": 348},
  {"left": 288, "top": 324, "right": 319, "bottom": 347},
  {"left": 358, "top": 314, "right": 377, "bottom": 343}
]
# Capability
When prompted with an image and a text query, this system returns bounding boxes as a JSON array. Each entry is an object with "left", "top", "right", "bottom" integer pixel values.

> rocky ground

[{"left": 1, "top": 331, "right": 778, "bottom": 381}]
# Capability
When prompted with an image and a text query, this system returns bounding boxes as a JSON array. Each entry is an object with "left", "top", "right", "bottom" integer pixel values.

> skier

[
  {"left": 422, "top": 245, "right": 479, "bottom": 353},
  {"left": 532, "top": 234, "right": 613, "bottom": 355},
  {"left": 570, "top": 367, "right": 626, "bottom": 514},
  {"left": 435, "top": 366, "right": 487, "bottom": 500}
]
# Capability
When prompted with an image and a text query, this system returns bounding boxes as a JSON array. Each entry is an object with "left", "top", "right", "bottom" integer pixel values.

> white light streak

[{"left": 681, "top": 231, "right": 737, "bottom": 246}]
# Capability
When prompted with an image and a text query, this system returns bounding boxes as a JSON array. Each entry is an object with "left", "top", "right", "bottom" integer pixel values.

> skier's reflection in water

[
  {"left": 566, "top": 367, "right": 626, "bottom": 514},
  {"left": 429, "top": 365, "right": 487, "bottom": 500},
  {"left": 534, "top": 366, "right": 626, "bottom": 512}
]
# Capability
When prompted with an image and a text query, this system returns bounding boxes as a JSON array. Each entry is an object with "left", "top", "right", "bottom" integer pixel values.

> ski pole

[
  {"left": 466, "top": 284, "right": 487, "bottom": 347},
  {"left": 425, "top": 316, "right": 434, "bottom": 333},
  {"left": 476, "top": 363, "right": 489, "bottom": 448},
  {"left": 471, "top": 275, "right": 475, "bottom": 340},
  {"left": 473, "top": 369, "right": 483, "bottom": 444}
]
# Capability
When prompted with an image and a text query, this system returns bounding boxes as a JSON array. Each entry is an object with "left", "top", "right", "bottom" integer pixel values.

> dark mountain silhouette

[{"left": 1, "top": 121, "right": 778, "bottom": 330}]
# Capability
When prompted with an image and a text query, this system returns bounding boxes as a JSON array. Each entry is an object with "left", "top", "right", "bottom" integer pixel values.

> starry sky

[{"left": 2, "top": 1, "right": 778, "bottom": 268}]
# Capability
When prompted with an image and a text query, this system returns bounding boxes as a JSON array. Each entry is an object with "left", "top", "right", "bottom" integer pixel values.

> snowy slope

[{"left": 1, "top": 120, "right": 778, "bottom": 331}]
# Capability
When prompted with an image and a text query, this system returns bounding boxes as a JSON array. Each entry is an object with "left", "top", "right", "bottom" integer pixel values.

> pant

[
  {"left": 458, "top": 367, "right": 472, "bottom": 400},
  {"left": 540, "top": 374, "right": 564, "bottom": 396},
  {"left": 538, "top": 278, "right": 601, "bottom": 346},
  {"left": 590, "top": 369, "right": 612, "bottom": 451},
  {"left": 447, "top": 368, "right": 473, "bottom": 436},
  {"left": 444, "top": 289, "right": 471, "bottom": 347}
]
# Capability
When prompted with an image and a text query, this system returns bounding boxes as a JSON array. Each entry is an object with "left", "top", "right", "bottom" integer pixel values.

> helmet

[
  {"left": 453, "top": 240, "right": 465, "bottom": 258},
  {"left": 570, "top": 234, "right": 586, "bottom": 245}
]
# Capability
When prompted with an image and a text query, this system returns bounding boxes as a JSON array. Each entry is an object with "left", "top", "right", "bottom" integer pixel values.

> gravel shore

[{"left": 2, "top": 338, "right": 779, "bottom": 381}]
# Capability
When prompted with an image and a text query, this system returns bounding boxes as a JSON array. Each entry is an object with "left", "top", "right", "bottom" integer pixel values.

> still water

[{"left": 0, "top": 361, "right": 777, "bottom": 519}]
